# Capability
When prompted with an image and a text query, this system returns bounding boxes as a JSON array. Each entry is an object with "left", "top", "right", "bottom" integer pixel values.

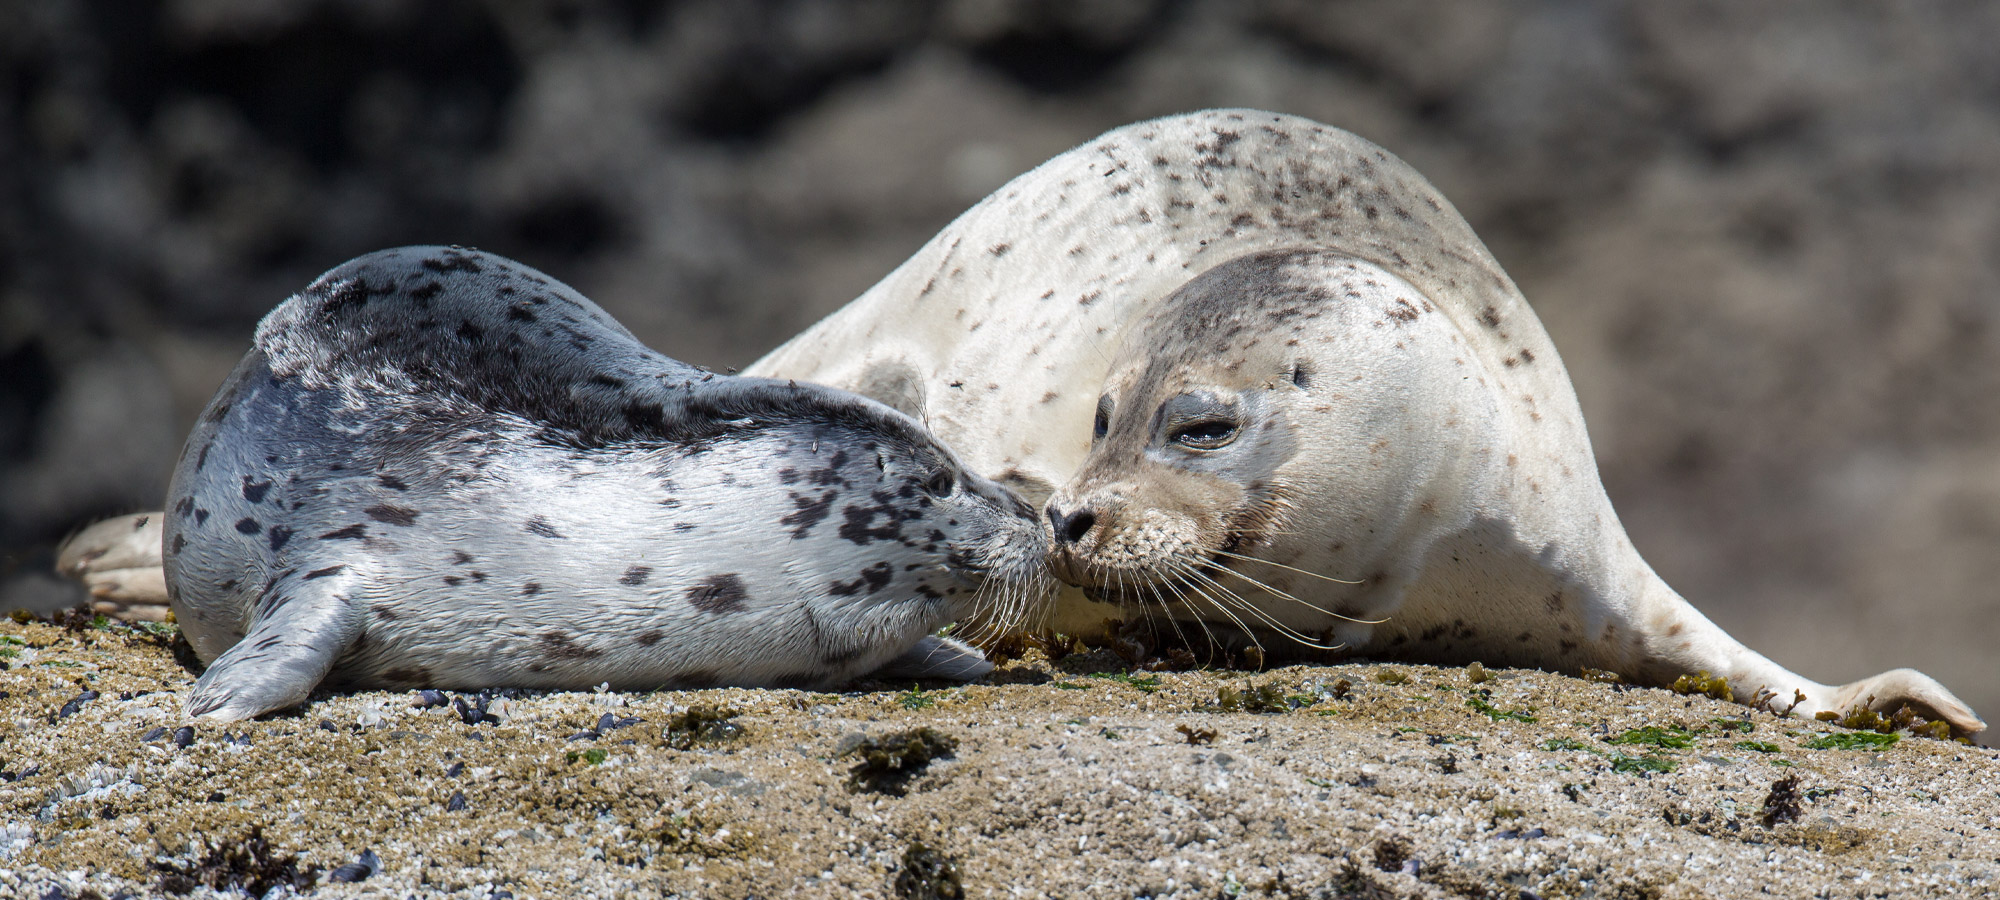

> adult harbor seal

[
  {"left": 748, "top": 110, "right": 1985, "bottom": 734},
  {"left": 161, "top": 246, "right": 1049, "bottom": 722}
]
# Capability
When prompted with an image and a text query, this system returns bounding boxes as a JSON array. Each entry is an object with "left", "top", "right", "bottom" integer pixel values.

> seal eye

[
  {"left": 1171, "top": 420, "right": 1238, "bottom": 450},
  {"left": 1092, "top": 395, "right": 1113, "bottom": 441},
  {"left": 925, "top": 470, "right": 956, "bottom": 498}
]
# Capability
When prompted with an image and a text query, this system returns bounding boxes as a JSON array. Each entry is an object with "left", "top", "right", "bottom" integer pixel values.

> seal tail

[{"left": 1631, "top": 570, "right": 1985, "bottom": 737}]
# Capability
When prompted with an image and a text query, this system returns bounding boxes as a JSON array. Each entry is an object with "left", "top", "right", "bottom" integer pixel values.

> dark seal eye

[
  {"left": 1093, "top": 395, "right": 1113, "bottom": 441},
  {"left": 1171, "top": 420, "right": 1239, "bottom": 450},
  {"left": 925, "top": 470, "right": 956, "bottom": 498}
]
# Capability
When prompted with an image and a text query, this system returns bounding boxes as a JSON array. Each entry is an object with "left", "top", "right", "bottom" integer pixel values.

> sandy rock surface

[{"left": 2, "top": 618, "right": 1993, "bottom": 899}]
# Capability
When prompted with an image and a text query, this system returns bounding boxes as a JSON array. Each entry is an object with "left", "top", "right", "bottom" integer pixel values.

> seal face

[
  {"left": 1044, "top": 249, "right": 1480, "bottom": 653},
  {"left": 163, "top": 246, "right": 1050, "bottom": 722},
  {"left": 747, "top": 110, "right": 1986, "bottom": 735}
]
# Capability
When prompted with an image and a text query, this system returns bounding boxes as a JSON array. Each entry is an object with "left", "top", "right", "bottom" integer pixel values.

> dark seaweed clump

[
  {"left": 1216, "top": 681, "right": 1289, "bottom": 713},
  {"left": 1761, "top": 774, "right": 1804, "bottom": 826},
  {"left": 663, "top": 705, "right": 744, "bottom": 750},
  {"left": 153, "top": 826, "right": 320, "bottom": 896},
  {"left": 841, "top": 727, "right": 958, "bottom": 795},
  {"left": 1370, "top": 835, "right": 1414, "bottom": 873},
  {"left": 893, "top": 840, "right": 965, "bottom": 900}
]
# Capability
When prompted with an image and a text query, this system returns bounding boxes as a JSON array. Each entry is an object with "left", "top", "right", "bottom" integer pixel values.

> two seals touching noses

[{"left": 159, "top": 247, "right": 1051, "bottom": 722}]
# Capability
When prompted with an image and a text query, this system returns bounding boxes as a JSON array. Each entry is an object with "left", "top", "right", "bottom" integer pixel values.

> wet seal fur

[
  {"left": 749, "top": 110, "right": 1984, "bottom": 735},
  {"left": 162, "top": 247, "right": 1048, "bottom": 722}
]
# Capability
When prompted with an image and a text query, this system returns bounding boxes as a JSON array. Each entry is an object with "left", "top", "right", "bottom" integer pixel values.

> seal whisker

[
  {"left": 1146, "top": 566, "right": 1209, "bottom": 657},
  {"left": 1161, "top": 561, "right": 1276, "bottom": 653},
  {"left": 1172, "top": 560, "right": 1345, "bottom": 650},
  {"left": 1209, "top": 548, "right": 1363, "bottom": 585},
  {"left": 1198, "top": 558, "right": 1387, "bottom": 626}
]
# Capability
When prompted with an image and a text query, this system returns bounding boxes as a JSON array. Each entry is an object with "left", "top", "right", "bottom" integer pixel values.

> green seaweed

[
  {"left": 1671, "top": 671, "right": 1733, "bottom": 703},
  {"left": 1087, "top": 672, "right": 1162, "bottom": 693},
  {"left": 1607, "top": 726, "right": 1695, "bottom": 749},
  {"left": 1736, "top": 740, "right": 1782, "bottom": 753},
  {"left": 566, "top": 748, "right": 609, "bottom": 765},
  {"left": 1802, "top": 732, "right": 1899, "bottom": 751},
  {"left": 1466, "top": 691, "right": 1537, "bottom": 723},
  {"left": 1609, "top": 752, "right": 1678, "bottom": 774}
]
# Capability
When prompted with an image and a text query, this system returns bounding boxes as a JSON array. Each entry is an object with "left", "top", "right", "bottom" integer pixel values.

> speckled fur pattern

[
  {"left": 163, "top": 246, "right": 1048, "bottom": 722},
  {"left": 748, "top": 110, "right": 1984, "bottom": 734}
]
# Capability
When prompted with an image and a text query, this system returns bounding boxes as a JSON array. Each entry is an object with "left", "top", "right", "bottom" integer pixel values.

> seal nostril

[{"left": 1052, "top": 508, "right": 1096, "bottom": 545}]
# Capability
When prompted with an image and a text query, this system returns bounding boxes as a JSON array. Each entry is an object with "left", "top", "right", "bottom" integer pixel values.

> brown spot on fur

[
  {"left": 540, "top": 631, "right": 603, "bottom": 659},
  {"left": 686, "top": 574, "right": 749, "bottom": 614},
  {"left": 365, "top": 504, "right": 419, "bottom": 526}
]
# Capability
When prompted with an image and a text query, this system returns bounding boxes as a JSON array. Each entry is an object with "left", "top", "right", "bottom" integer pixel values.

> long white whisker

[
  {"left": 1202, "top": 559, "right": 1387, "bottom": 626},
  {"left": 1209, "top": 548, "right": 1363, "bottom": 585},
  {"left": 1166, "top": 562, "right": 1270, "bottom": 654},
  {"left": 1176, "top": 562, "right": 1344, "bottom": 650}
]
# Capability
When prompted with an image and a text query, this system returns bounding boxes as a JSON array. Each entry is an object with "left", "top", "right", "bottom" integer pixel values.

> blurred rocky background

[{"left": 2, "top": 1, "right": 1994, "bottom": 719}]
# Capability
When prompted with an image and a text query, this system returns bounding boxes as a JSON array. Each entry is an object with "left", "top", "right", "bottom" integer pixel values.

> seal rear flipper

[
  {"left": 57, "top": 511, "right": 169, "bottom": 611},
  {"left": 183, "top": 579, "right": 364, "bottom": 722},
  {"left": 1824, "top": 668, "right": 1985, "bottom": 737},
  {"left": 869, "top": 635, "right": 994, "bottom": 682}
]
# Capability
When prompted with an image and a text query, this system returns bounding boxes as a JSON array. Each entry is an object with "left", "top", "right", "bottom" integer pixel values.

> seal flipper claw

[
  {"left": 869, "top": 635, "right": 993, "bottom": 683},
  {"left": 184, "top": 578, "right": 363, "bottom": 722}
]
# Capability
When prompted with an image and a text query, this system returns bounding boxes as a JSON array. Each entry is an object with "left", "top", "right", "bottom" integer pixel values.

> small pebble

[
  {"left": 445, "top": 762, "right": 465, "bottom": 778},
  {"left": 172, "top": 726, "right": 195, "bottom": 749},
  {"left": 140, "top": 726, "right": 166, "bottom": 742},
  {"left": 447, "top": 791, "right": 468, "bottom": 811},
  {"left": 415, "top": 689, "right": 449, "bottom": 709},
  {"left": 328, "top": 848, "right": 381, "bottom": 883},
  {"left": 57, "top": 690, "right": 99, "bottom": 719}
]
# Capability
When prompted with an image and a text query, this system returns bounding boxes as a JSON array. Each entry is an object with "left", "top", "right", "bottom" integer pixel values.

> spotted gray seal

[
  {"left": 748, "top": 110, "right": 1984, "bottom": 734},
  {"left": 161, "top": 246, "right": 1049, "bottom": 722}
]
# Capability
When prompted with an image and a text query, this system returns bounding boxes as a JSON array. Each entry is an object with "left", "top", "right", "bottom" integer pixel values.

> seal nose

[{"left": 1047, "top": 504, "right": 1097, "bottom": 545}]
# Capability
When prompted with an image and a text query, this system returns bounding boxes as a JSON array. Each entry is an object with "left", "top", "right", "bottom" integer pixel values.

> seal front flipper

[
  {"left": 183, "top": 573, "right": 364, "bottom": 722},
  {"left": 869, "top": 635, "right": 994, "bottom": 682}
]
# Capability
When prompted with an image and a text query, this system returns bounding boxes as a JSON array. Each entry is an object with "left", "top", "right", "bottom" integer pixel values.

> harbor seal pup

[
  {"left": 748, "top": 110, "right": 1984, "bottom": 734},
  {"left": 162, "top": 246, "right": 1049, "bottom": 722}
]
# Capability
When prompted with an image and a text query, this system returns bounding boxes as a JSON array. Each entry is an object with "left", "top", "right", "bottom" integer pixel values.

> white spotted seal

[
  {"left": 748, "top": 110, "right": 1985, "bottom": 734},
  {"left": 162, "top": 246, "right": 1049, "bottom": 722}
]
